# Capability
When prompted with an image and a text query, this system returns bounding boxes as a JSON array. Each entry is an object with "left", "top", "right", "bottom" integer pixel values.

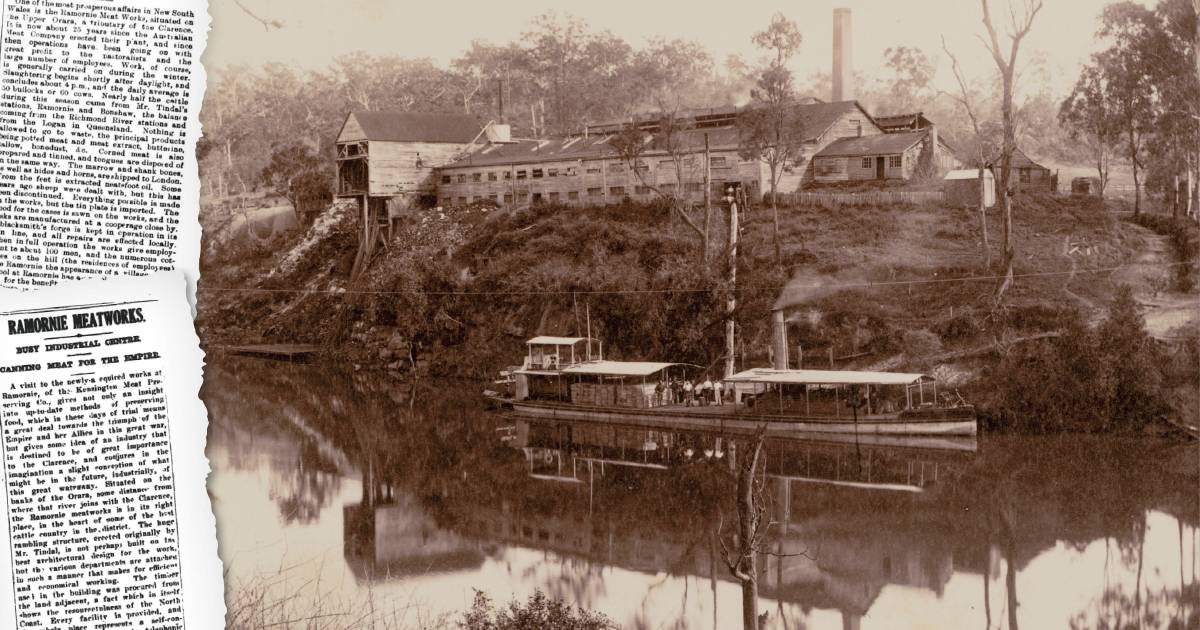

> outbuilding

[
  {"left": 1009, "top": 148, "right": 1054, "bottom": 192},
  {"left": 943, "top": 169, "right": 995, "bottom": 208},
  {"left": 812, "top": 129, "right": 959, "bottom": 183}
]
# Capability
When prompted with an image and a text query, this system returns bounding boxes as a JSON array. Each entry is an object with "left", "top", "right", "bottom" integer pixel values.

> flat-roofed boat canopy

[
  {"left": 561, "top": 360, "right": 679, "bottom": 377},
  {"left": 527, "top": 336, "right": 598, "bottom": 345},
  {"left": 726, "top": 368, "right": 931, "bottom": 386}
]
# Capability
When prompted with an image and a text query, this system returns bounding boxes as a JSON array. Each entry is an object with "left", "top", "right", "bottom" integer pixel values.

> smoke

[{"left": 773, "top": 269, "right": 871, "bottom": 311}]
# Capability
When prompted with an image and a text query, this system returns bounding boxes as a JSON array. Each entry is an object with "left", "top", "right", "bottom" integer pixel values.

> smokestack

[
  {"left": 832, "top": 8, "right": 854, "bottom": 102},
  {"left": 771, "top": 309, "right": 790, "bottom": 370}
]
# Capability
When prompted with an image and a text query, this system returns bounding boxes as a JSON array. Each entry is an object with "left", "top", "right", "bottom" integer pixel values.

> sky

[{"left": 202, "top": 0, "right": 1151, "bottom": 98}]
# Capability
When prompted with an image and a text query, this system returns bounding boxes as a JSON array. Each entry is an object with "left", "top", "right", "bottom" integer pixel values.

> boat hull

[{"left": 510, "top": 400, "right": 976, "bottom": 437}]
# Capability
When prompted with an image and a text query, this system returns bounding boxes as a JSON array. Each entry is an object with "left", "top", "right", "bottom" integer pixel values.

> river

[{"left": 202, "top": 357, "right": 1199, "bottom": 629}]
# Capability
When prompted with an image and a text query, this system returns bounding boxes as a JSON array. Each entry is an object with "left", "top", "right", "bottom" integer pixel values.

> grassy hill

[{"left": 197, "top": 191, "right": 1197, "bottom": 431}]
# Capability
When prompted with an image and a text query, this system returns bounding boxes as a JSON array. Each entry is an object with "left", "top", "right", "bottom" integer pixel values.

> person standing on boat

[
  {"left": 683, "top": 380, "right": 694, "bottom": 406},
  {"left": 714, "top": 379, "right": 724, "bottom": 405},
  {"left": 701, "top": 377, "right": 714, "bottom": 406},
  {"left": 654, "top": 380, "right": 665, "bottom": 407}
]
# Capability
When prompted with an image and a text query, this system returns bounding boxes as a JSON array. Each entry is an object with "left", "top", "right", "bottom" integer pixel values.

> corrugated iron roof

[
  {"left": 726, "top": 368, "right": 930, "bottom": 386},
  {"left": 527, "top": 336, "right": 591, "bottom": 345},
  {"left": 813, "top": 131, "right": 927, "bottom": 158},
  {"left": 1009, "top": 147, "right": 1047, "bottom": 170},
  {"left": 345, "top": 111, "right": 483, "bottom": 143},
  {"left": 944, "top": 169, "right": 993, "bottom": 180},
  {"left": 875, "top": 112, "right": 932, "bottom": 129},
  {"left": 444, "top": 100, "right": 874, "bottom": 169},
  {"left": 561, "top": 360, "right": 679, "bottom": 377}
]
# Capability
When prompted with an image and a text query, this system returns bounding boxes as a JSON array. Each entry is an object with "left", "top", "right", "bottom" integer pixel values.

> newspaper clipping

[
  {"left": 0, "top": 0, "right": 219, "bottom": 626},
  {"left": 0, "top": 0, "right": 207, "bottom": 295},
  {"left": 0, "top": 272, "right": 221, "bottom": 628}
]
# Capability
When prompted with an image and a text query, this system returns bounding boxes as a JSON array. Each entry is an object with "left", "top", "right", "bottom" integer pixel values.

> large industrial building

[{"left": 333, "top": 8, "right": 961, "bottom": 222}]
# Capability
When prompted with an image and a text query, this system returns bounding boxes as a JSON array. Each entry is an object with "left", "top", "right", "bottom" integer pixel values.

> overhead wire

[{"left": 196, "top": 259, "right": 1199, "bottom": 297}]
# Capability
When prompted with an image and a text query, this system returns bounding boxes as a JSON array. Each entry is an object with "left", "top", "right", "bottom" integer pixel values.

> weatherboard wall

[
  {"left": 356, "top": 140, "right": 474, "bottom": 196},
  {"left": 434, "top": 150, "right": 759, "bottom": 207}
]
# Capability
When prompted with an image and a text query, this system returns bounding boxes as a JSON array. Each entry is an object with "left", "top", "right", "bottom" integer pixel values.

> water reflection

[{"left": 203, "top": 358, "right": 1199, "bottom": 629}]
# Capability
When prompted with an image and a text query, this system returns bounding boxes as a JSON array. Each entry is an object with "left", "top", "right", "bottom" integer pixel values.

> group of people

[{"left": 654, "top": 376, "right": 728, "bottom": 407}]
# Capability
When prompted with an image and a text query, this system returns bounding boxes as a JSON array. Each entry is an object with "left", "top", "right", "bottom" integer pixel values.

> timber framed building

[{"left": 333, "top": 101, "right": 962, "bottom": 216}]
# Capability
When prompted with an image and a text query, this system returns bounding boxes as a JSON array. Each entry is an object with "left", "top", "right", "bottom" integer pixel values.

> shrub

[
  {"left": 460, "top": 590, "right": 617, "bottom": 630},
  {"left": 901, "top": 329, "right": 943, "bottom": 358},
  {"left": 989, "top": 287, "right": 1167, "bottom": 432},
  {"left": 931, "top": 311, "right": 980, "bottom": 344}
]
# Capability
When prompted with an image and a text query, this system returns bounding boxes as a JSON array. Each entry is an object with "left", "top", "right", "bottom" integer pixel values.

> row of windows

[
  {"left": 440, "top": 157, "right": 735, "bottom": 185},
  {"left": 438, "top": 183, "right": 711, "bottom": 206},
  {"left": 858, "top": 155, "right": 905, "bottom": 169}
]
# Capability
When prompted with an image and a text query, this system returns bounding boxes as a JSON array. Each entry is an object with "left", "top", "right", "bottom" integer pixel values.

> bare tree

[
  {"left": 978, "top": 0, "right": 1044, "bottom": 304},
  {"left": 715, "top": 432, "right": 811, "bottom": 630},
  {"left": 233, "top": 0, "right": 283, "bottom": 30},
  {"left": 611, "top": 115, "right": 712, "bottom": 261},
  {"left": 942, "top": 36, "right": 997, "bottom": 268}
]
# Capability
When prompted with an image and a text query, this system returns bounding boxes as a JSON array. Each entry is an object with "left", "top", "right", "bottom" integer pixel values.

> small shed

[
  {"left": 944, "top": 169, "right": 995, "bottom": 208},
  {"left": 1071, "top": 177, "right": 1102, "bottom": 196},
  {"left": 1009, "top": 148, "right": 1053, "bottom": 192}
]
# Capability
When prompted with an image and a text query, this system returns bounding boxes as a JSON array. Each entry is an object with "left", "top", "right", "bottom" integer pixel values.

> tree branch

[{"left": 233, "top": 0, "right": 283, "bottom": 30}]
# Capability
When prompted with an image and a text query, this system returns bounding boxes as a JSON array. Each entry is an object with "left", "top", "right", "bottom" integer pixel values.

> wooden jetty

[{"left": 222, "top": 344, "right": 322, "bottom": 362}]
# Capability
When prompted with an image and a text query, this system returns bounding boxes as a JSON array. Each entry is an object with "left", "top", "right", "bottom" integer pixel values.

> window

[
  {"left": 503, "top": 193, "right": 514, "bottom": 203},
  {"left": 851, "top": 119, "right": 862, "bottom": 136},
  {"left": 634, "top": 161, "right": 649, "bottom": 173},
  {"left": 861, "top": 158, "right": 872, "bottom": 169},
  {"left": 532, "top": 193, "right": 543, "bottom": 203},
  {"left": 518, "top": 192, "right": 529, "bottom": 201},
  {"left": 635, "top": 185, "right": 652, "bottom": 195},
  {"left": 503, "top": 171, "right": 512, "bottom": 180},
  {"left": 457, "top": 196, "right": 467, "bottom": 204},
  {"left": 588, "top": 187, "right": 602, "bottom": 197},
  {"left": 609, "top": 162, "right": 626, "bottom": 173},
  {"left": 888, "top": 155, "right": 902, "bottom": 168},
  {"left": 470, "top": 196, "right": 478, "bottom": 203},
  {"left": 439, "top": 197, "right": 450, "bottom": 206},
  {"left": 456, "top": 174, "right": 466, "bottom": 183},
  {"left": 661, "top": 183, "right": 676, "bottom": 193},
  {"left": 488, "top": 194, "right": 498, "bottom": 202},
  {"left": 516, "top": 170, "right": 527, "bottom": 180},
  {"left": 1019, "top": 169, "right": 1031, "bottom": 183},
  {"left": 609, "top": 186, "right": 625, "bottom": 196},
  {"left": 565, "top": 166, "right": 578, "bottom": 176},
  {"left": 548, "top": 192, "right": 560, "bottom": 201},
  {"left": 586, "top": 167, "right": 602, "bottom": 174},
  {"left": 815, "top": 158, "right": 844, "bottom": 176},
  {"left": 547, "top": 168, "right": 558, "bottom": 177},
  {"left": 532, "top": 168, "right": 544, "bottom": 178},
  {"left": 472, "top": 172, "right": 482, "bottom": 182},
  {"left": 685, "top": 182, "right": 703, "bottom": 192},
  {"left": 658, "top": 159, "right": 675, "bottom": 168},
  {"left": 710, "top": 156, "right": 728, "bottom": 168},
  {"left": 568, "top": 191, "right": 579, "bottom": 200},
  {"left": 487, "top": 172, "right": 497, "bottom": 182},
  {"left": 441, "top": 175, "right": 451, "bottom": 184}
]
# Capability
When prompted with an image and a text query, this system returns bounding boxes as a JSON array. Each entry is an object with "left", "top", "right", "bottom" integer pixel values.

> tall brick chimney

[{"left": 832, "top": 8, "right": 854, "bottom": 102}]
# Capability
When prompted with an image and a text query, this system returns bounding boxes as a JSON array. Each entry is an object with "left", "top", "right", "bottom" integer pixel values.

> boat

[{"left": 493, "top": 336, "right": 976, "bottom": 437}]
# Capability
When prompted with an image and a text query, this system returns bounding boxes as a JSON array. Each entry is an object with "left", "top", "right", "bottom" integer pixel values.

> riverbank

[
  {"left": 197, "top": 193, "right": 1199, "bottom": 432},
  {"left": 203, "top": 357, "right": 1199, "bottom": 629}
]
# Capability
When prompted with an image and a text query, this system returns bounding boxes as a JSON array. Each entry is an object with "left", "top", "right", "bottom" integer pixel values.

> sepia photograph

[{"left": 194, "top": 0, "right": 1200, "bottom": 628}]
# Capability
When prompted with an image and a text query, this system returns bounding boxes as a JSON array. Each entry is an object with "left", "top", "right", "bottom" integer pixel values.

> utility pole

[
  {"left": 725, "top": 186, "right": 738, "bottom": 379},
  {"left": 705, "top": 133, "right": 712, "bottom": 261}
]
